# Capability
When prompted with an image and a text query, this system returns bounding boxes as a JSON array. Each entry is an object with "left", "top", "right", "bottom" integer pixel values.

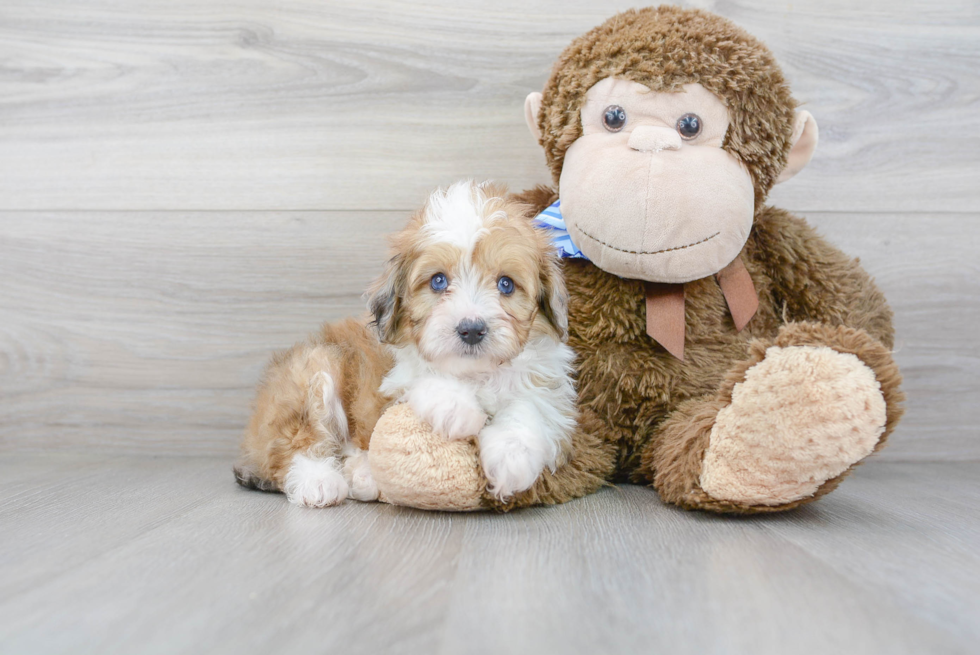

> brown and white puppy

[{"left": 235, "top": 181, "right": 575, "bottom": 507}]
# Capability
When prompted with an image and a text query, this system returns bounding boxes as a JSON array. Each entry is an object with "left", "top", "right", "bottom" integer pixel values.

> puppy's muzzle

[{"left": 456, "top": 318, "right": 487, "bottom": 345}]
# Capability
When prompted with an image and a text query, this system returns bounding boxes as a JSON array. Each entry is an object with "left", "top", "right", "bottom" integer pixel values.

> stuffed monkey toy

[{"left": 369, "top": 6, "right": 905, "bottom": 513}]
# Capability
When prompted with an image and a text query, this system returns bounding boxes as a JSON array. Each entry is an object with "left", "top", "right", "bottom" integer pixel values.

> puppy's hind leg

[
  {"left": 281, "top": 369, "right": 352, "bottom": 508},
  {"left": 343, "top": 445, "right": 379, "bottom": 502},
  {"left": 240, "top": 343, "right": 358, "bottom": 508}
]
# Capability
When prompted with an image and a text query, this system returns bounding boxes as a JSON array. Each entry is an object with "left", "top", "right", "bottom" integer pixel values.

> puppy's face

[{"left": 368, "top": 181, "right": 567, "bottom": 373}]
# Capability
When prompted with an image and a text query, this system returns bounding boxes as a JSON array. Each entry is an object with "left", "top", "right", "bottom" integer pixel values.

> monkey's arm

[{"left": 749, "top": 205, "right": 896, "bottom": 348}]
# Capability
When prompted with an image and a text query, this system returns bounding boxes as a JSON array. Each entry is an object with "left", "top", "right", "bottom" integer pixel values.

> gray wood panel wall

[{"left": 1, "top": 0, "right": 978, "bottom": 459}]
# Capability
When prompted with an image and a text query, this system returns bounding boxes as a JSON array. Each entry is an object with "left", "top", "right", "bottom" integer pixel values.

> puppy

[{"left": 234, "top": 180, "right": 576, "bottom": 507}]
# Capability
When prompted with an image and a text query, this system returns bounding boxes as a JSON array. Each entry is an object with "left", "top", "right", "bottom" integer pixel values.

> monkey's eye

[
  {"left": 676, "top": 113, "right": 702, "bottom": 139},
  {"left": 602, "top": 105, "right": 627, "bottom": 132},
  {"left": 430, "top": 273, "right": 448, "bottom": 291},
  {"left": 497, "top": 276, "right": 515, "bottom": 295}
]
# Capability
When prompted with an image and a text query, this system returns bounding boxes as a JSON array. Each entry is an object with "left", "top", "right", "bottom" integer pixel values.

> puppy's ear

[
  {"left": 538, "top": 256, "right": 569, "bottom": 341},
  {"left": 366, "top": 254, "right": 405, "bottom": 344}
]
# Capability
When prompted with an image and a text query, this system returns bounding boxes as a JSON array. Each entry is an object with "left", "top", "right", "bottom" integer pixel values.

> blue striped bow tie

[{"left": 533, "top": 200, "right": 589, "bottom": 260}]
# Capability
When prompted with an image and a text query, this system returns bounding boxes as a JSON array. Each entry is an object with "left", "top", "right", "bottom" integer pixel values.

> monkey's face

[{"left": 556, "top": 78, "right": 755, "bottom": 284}]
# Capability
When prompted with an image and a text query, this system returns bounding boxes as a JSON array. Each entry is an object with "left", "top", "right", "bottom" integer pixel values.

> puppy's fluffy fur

[{"left": 235, "top": 181, "right": 577, "bottom": 507}]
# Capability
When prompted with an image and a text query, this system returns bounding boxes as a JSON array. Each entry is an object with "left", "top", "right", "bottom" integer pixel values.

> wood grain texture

[
  {"left": 0, "top": 0, "right": 978, "bottom": 212},
  {"left": 0, "top": 210, "right": 406, "bottom": 454},
  {"left": 2, "top": 211, "right": 977, "bottom": 459},
  {"left": 1, "top": 2, "right": 977, "bottom": 458},
  {"left": 803, "top": 213, "right": 980, "bottom": 460},
  {"left": 0, "top": 455, "right": 976, "bottom": 654}
]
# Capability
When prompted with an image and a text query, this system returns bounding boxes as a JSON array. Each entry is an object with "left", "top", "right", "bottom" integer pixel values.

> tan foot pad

[{"left": 700, "top": 345, "right": 887, "bottom": 506}]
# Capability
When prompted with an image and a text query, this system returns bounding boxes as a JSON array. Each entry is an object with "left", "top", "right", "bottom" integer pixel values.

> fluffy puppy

[{"left": 235, "top": 180, "right": 576, "bottom": 507}]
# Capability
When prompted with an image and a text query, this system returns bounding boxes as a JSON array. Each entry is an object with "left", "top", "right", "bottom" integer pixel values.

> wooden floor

[{"left": 0, "top": 456, "right": 977, "bottom": 655}]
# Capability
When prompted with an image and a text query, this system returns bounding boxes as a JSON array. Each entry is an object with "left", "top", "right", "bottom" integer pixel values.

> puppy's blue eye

[
  {"left": 497, "top": 276, "right": 515, "bottom": 295},
  {"left": 430, "top": 273, "right": 448, "bottom": 291}
]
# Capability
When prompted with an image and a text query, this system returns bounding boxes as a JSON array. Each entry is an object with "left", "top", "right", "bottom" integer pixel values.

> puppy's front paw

[
  {"left": 432, "top": 400, "right": 488, "bottom": 441},
  {"left": 408, "top": 379, "right": 487, "bottom": 440},
  {"left": 283, "top": 454, "right": 349, "bottom": 508},
  {"left": 479, "top": 427, "right": 547, "bottom": 501}
]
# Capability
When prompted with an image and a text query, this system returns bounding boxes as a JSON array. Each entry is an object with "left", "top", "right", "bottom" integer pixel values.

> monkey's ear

[
  {"left": 524, "top": 92, "right": 544, "bottom": 143},
  {"left": 365, "top": 255, "right": 404, "bottom": 344},
  {"left": 776, "top": 110, "right": 819, "bottom": 184}
]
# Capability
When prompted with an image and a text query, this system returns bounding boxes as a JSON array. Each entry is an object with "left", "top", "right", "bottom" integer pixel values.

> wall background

[{"left": 1, "top": 0, "right": 977, "bottom": 459}]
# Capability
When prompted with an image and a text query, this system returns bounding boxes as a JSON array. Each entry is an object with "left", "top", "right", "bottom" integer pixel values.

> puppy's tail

[{"left": 232, "top": 460, "right": 280, "bottom": 493}]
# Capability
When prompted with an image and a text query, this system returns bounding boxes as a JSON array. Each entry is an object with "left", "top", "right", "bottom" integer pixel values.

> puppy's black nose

[{"left": 456, "top": 319, "right": 487, "bottom": 345}]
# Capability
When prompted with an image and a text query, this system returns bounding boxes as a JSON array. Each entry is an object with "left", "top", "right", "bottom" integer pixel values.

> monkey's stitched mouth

[{"left": 573, "top": 223, "right": 721, "bottom": 256}]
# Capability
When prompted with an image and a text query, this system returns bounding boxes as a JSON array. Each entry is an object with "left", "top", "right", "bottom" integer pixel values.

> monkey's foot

[{"left": 698, "top": 344, "right": 887, "bottom": 506}]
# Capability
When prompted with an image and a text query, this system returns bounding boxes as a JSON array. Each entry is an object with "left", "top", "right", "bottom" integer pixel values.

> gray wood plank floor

[{"left": 0, "top": 455, "right": 976, "bottom": 655}]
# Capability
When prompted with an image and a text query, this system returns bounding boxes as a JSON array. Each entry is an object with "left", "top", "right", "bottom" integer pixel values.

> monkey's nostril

[{"left": 456, "top": 319, "right": 488, "bottom": 346}]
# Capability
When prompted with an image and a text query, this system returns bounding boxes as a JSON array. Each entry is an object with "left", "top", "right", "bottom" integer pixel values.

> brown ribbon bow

[{"left": 644, "top": 257, "right": 759, "bottom": 361}]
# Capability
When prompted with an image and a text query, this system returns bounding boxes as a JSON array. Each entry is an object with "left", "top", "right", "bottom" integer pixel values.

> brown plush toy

[{"left": 370, "top": 5, "right": 904, "bottom": 513}]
